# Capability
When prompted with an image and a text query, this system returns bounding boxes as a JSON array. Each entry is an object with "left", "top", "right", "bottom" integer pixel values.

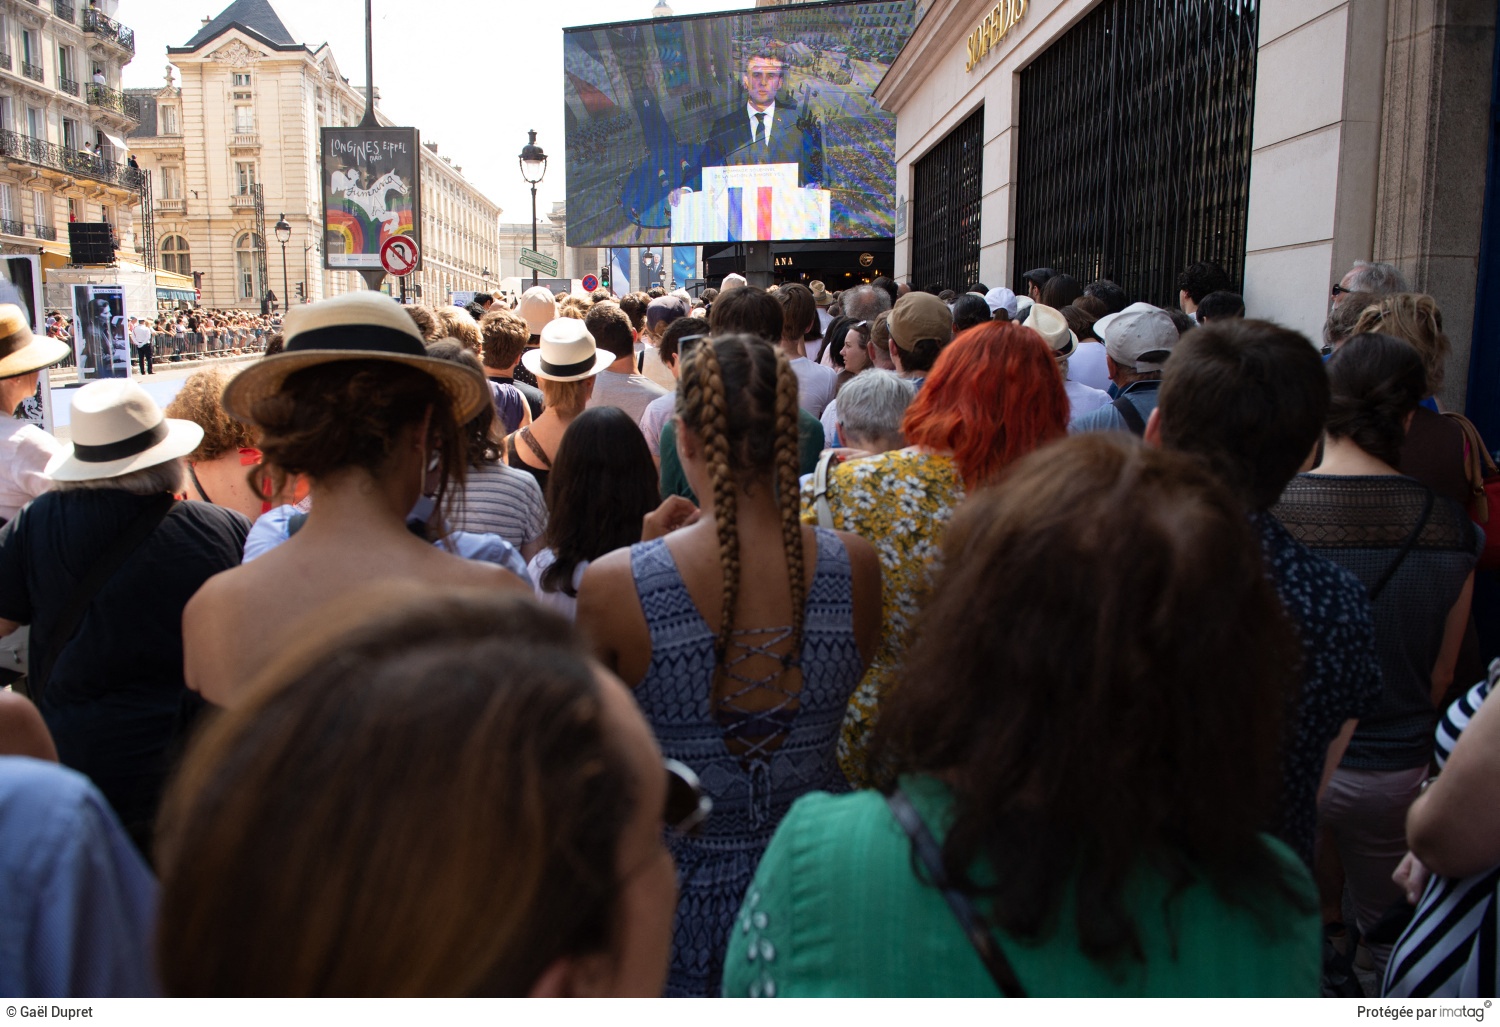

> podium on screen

[{"left": 670, "top": 163, "right": 831, "bottom": 243}]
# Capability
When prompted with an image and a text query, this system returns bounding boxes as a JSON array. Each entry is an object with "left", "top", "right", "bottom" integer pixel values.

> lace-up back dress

[{"left": 628, "top": 527, "right": 864, "bottom": 997}]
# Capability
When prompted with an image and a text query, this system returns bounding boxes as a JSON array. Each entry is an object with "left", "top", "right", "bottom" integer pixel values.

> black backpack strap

[
  {"left": 885, "top": 789, "right": 1028, "bottom": 997},
  {"left": 1112, "top": 395, "right": 1147, "bottom": 436},
  {"left": 33, "top": 493, "right": 175, "bottom": 703},
  {"left": 1368, "top": 487, "right": 1435, "bottom": 602}
]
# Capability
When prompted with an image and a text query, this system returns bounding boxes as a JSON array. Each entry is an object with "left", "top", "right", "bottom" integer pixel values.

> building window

[
  {"left": 1013, "top": 0, "right": 1259, "bottom": 305},
  {"left": 61, "top": 117, "right": 77, "bottom": 151},
  {"left": 232, "top": 73, "right": 251, "bottom": 87},
  {"left": 31, "top": 190, "right": 50, "bottom": 229},
  {"left": 25, "top": 106, "right": 43, "bottom": 141},
  {"left": 57, "top": 45, "right": 74, "bottom": 83},
  {"left": 101, "top": 204, "right": 113, "bottom": 226},
  {"left": 162, "top": 167, "right": 182, "bottom": 200},
  {"left": 910, "top": 107, "right": 983, "bottom": 294},
  {"left": 236, "top": 232, "right": 264, "bottom": 301},
  {"left": 0, "top": 184, "right": 15, "bottom": 223},
  {"left": 0, "top": 97, "right": 10, "bottom": 133},
  {"left": 20, "top": 30, "right": 36, "bottom": 67},
  {"left": 160, "top": 234, "right": 190, "bottom": 275},
  {"left": 67, "top": 197, "right": 79, "bottom": 222},
  {"left": 160, "top": 104, "right": 178, "bottom": 135},
  {"left": 234, "top": 105, "right": 254, "bottom": 134},
  {"left": 235, "top": 161, "right": 256, "bottom": 195}
]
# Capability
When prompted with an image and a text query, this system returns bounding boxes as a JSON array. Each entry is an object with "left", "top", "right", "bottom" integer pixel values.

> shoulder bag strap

[
  {"left": 33, "top": 493, "right": 175, "bottom": 703},
  {"left": 518, "top": 426, "right": 552, "bottom": 469},
  {"left": 812, "top": 449, "right": 839, "bottom": 530},
  {"left": 1111, "top": 395, "right": 1147, "bottom": 436},
  {"left": 1443, "top": 411, "right": 1497, "bottom": 522},
  {"left": 1368, "top": 487, "right": 1436, "bottom": 602},
  {"left": 884, "top": 789, "right": 1028, "bottom": 997}
]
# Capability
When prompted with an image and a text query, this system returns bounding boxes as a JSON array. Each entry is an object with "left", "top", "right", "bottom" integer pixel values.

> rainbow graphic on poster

[{"left": 321, "top": 126, "right": 422, "bottom": 271}]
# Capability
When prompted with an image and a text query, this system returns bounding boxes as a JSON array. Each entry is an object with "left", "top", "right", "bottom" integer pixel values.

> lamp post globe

[
  {"left": 273, "top": 213, "right": 291, "bottom": 322},
  {"left": 518, "top": 130, "right": 547, "bottom": 286}
]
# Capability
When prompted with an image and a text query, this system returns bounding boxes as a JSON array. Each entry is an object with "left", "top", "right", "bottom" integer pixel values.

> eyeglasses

[
  {"left": 664, "top": 758, "right": 711, "bottom": 836},
  {"left": 1330, "top": 284, "right": 1353, "bottom": 297}
]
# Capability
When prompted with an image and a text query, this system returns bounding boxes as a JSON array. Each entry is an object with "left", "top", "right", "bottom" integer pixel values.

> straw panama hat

[
  {"left": 0, "top": 304, "right": 69, "bottom": 379},
  {"left": 221, "top": 292, "right": 489, "bottom": 425},
  {"left": 521, "top": 317, "right": 614, "bottom": 383},
  {"left": 46, "top": 379, "right": 203, "bottom": 482},
  {"left": 1023, "top": 303, "right": 1078, "bottom": 359}
]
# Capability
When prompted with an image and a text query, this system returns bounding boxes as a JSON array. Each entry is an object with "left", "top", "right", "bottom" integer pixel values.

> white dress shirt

[{"left": 747, "top": 102, "right": 776, "bottom": 147}]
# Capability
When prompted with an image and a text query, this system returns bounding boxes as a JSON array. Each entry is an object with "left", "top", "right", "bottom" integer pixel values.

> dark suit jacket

[{"left": 686, "top": 102, "right": 820, "bottom": 190}]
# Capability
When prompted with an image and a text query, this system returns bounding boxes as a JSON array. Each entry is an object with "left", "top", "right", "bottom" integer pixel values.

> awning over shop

[{"left": 156, "top": 288, "right": 195, "bottom": 303}]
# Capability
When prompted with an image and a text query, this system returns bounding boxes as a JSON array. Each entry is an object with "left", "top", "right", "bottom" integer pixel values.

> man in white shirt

[
  {"left": 583, "top": 302, "right": 666, "bottom": 428},
  {"left": 774, "top": 283, "right": 837, "bottom": 419},
  {"left": 129, "top": 317, "right": 154, "bottom": 376}
]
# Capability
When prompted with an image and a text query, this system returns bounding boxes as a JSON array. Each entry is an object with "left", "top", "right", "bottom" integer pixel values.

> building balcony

[
  {"left": 86, "top": 83, "right": 141, "bottom": 122},
  {"left": 21, "top": 61, "right": 43, "bottom": 84},
  {"left": 0, "top": 54, "right": 10, "bottom": 72},
  {"left": 230, "top": 192, "right": 256, "bottom": 209},
  {"left": 0, "top": 128, "right": 146, "bottom": 192},
  {"left": 156, "top": 197, "right": 185, "bottom": 214},
  {"left": 82, "top": 8, "right": 134, "bottom": 55},
  {"left": 231, "top": 132, "right": 258, "bottom": 148},
  {"left": 57, "top": 74, "right": 78, "bottom": 96},
  {"left": 33, "top": 224, "right": 55, "bottom": 241},
  {"left": 53, "top": 0, "right": 74, "bottom": 23},
  {"left": 0, "top": 218, "right": 22, "bottom": 236}
]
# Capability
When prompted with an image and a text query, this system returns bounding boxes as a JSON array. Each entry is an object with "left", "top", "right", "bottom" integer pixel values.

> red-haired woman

[{"left": 802, "top": 320, "right": 1069, "bottom": 787}]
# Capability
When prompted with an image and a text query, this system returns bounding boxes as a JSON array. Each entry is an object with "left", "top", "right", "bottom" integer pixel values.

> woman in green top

[{"left": 725, "top": 434, "right": 1322, "bottom": 997}]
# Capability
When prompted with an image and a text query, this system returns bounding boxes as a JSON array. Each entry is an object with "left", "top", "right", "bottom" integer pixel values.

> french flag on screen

[{"left": 726, "top": 187, "right": 774, "bottom": 241}]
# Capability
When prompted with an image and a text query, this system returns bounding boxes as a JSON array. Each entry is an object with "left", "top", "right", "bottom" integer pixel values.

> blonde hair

[
  {"left": 1351, "top": 293, "right": 1449, "bottom": 395},
  {"left": 538, "top": 377, "right": 590, "bottom": 418}
]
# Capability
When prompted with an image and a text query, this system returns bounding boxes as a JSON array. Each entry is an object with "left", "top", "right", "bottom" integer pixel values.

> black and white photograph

[{"left": 70, "top": 284, "right": 130, "bottom": 381}]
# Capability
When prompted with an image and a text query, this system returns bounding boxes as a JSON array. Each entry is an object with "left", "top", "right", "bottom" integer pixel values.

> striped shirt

[
  {"left": 1382, "top": 659, "right": 1499, "bottom": 997},
  {"left": 446, "top": 460, "right": 547, "bottom": 551}
]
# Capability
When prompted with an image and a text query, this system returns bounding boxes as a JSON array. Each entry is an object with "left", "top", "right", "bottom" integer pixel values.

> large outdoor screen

[{"left": 564, "top": 0, "right": 917, "bottom": 248}]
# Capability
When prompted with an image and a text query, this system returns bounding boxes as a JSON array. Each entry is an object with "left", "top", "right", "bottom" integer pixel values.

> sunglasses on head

[{"left": 663, "top": 758, "right": 712, "bottom": 836}]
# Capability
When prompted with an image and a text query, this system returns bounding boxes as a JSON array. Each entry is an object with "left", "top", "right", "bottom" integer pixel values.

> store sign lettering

[{"left": 966, "top": 0, "right": 1027, "bottom": 72}]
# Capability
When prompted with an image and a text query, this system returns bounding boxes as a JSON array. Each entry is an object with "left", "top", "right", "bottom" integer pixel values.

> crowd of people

[
  {"left": 39, "top": 307, "right": 279, "bottom": 377},
  {"left": 0, "top": 257, "right": 1494, "bottom": 999}
]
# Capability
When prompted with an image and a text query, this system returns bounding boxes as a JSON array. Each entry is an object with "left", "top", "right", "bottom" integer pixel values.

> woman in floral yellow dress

[{"left": 801, "top": 321, "right": 1069, "bottom": 786}]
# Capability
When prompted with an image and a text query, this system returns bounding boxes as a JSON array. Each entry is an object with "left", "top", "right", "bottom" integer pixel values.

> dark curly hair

[
  {"left": 540, "top": 407, "right": 660, "bottom": 598},
  {"left": 1325, "top": 332, "right": 1427, "bottom": 466},
  {"left": 249, "top": 359, "right": 467, "bottom": 525},
  {"left": 872, "top": 433, "right": 1308, "bottom": 967}
]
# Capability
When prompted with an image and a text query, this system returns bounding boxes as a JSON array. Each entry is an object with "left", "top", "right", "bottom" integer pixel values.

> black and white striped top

[{"left": 1382, "top": 658, "right": 1499, "bottom": 997}]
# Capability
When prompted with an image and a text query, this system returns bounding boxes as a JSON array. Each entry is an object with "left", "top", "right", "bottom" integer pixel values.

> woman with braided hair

[{"left": 578, "top": 333, "right": 881, "bottom": 997}]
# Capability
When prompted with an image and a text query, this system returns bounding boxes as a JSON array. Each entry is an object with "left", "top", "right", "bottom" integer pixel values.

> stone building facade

[
  {"left": 128, "top": 0, "right": 502, "bottom": 311},
  {"left": 0, "top": 0, "right": 143, "bottom": 273}
]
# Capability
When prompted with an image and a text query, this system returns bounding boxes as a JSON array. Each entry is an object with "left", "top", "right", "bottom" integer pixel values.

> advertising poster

[
  {"left": 564, "top": 0, "right": 918, "bottom": 247},
  {"left": 70, "top": 284, "right": 130, "bottom": 382},
  {"left": 321, "top": 126, "right": 422, "bottom": 271}
]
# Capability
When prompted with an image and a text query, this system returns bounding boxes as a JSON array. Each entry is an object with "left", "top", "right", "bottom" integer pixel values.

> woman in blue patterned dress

[{"left": 579, "top": 333, "right": 881, "bottom": 996}]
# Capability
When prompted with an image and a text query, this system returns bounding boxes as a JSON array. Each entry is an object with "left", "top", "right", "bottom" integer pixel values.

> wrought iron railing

[
  {"left": 1013, "top": 0, "right": 1260, "bottom": 308},
  {"left": 58, "top": 74, "right": 78, "bottom": 96},
  {"left": 87, "top": 83, "right": 141, "bottom": 121},
  {"left": 0, "top": 219, "right": 23, "bottom": 236},
  {"left": 33, "top": 224, "right": 55, "bottom": 241},
  {"left": 82, "top": 8, "right": 134, "bottom": 54},
  {"left": 21, "top": 61, "right": 43, "bottom": 83},
  {"left": 53, "top": 0, "right": 74, "bottom": 23},
  {"left": 910, "top": 107, "right": 984, "bottom": 293},
  {"left": 0, "top": 128, "right": 146, "bottom": 191},
  {"left": 0, "top": 53, "right": 11, "bottom": 71}
]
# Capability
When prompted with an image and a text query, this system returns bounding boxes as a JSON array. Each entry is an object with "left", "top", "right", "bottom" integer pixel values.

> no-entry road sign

[{"left": 380, "top": 235, "right": 420, "bottom": 277}]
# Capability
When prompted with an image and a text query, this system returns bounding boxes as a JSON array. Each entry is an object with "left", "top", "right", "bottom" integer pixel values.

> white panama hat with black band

[
  {"left": 45, "top": 379, "right": 203, "bottom": 483},
  {"left": 520, "top": 318, "right": 614, "bottom": 383}
]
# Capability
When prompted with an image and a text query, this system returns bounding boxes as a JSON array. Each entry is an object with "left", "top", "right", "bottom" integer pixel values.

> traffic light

[
  {"left": 599, "top": 264, "right": 610, "bottom": 290},
  {"left": 295, "top": 282, "right": 304, "bottom": 300}
]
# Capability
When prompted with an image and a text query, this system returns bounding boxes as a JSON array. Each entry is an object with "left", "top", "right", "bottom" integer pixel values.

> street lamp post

[
  {"left": 518, "top": 130, "right": 547, "bottom": 287},
  {"left": 274, "top": 213, "right": 291, "bottom": 319},
  {"left": 303, "top": 241, "right": 314, "bottom": 303}
]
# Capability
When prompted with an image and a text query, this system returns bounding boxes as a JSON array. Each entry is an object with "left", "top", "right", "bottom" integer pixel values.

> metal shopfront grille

[
  {"left": 1014, "top": 0, "right": 1259, "bottom": 307},
  {"left": 911, "top": 106, "right": 984, "bottom": 292}
]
